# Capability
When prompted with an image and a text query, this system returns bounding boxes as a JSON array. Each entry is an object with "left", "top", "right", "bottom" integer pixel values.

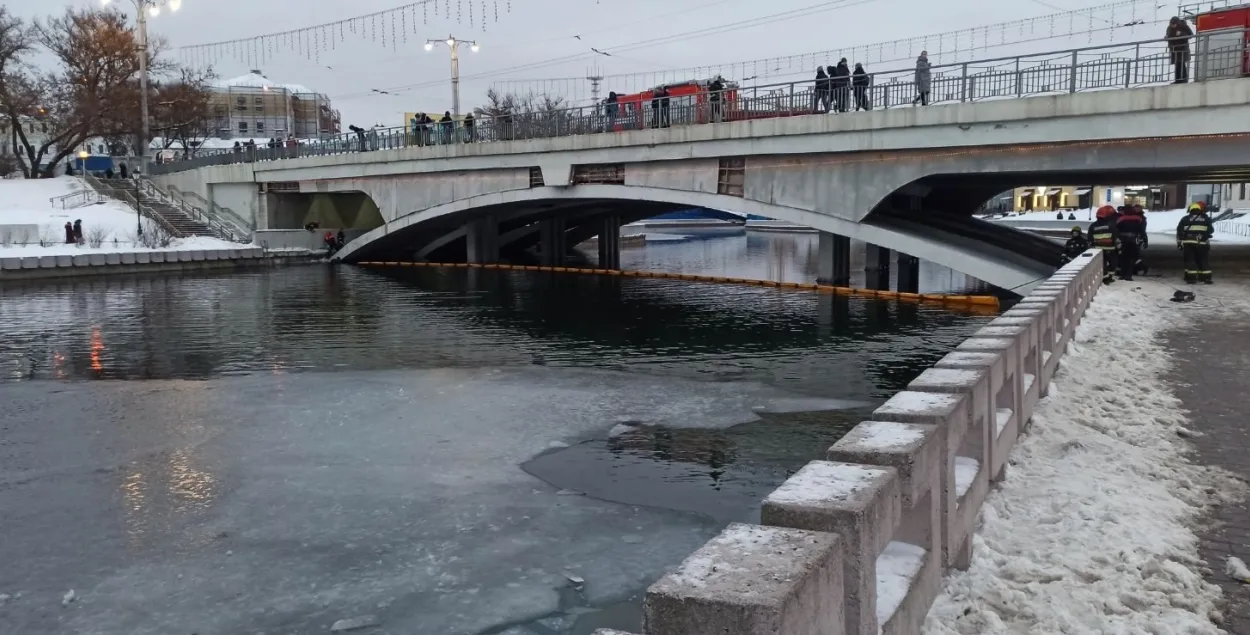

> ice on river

[{"left": 0, "top": 365, "right": 857, "bottom": 635}]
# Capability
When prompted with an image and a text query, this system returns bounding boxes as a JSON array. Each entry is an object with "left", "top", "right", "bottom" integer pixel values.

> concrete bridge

[{"left": 151, "top": 78, "right": 1250, "bottom": 294}]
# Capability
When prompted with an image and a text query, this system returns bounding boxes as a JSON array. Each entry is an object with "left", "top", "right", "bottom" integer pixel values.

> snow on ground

[
  {"left": 0, "top": 177, "right": 242, "bottom": 256},
  {"left": 924, "top": 280, "right": 1238, "bottom": 635}
]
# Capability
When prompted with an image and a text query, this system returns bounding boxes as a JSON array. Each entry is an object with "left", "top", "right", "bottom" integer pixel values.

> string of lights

[
  {"left": 487, "top": 0, "right": 1166, "bottom": 103},
  {"left": 331, "top": 0, "right": 884, "bottom": 101},
  {"left": 174, "top": 0, "right": 512, "bottom": 70}
]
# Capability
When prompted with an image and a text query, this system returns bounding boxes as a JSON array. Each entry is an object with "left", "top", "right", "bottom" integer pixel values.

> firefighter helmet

[
  {"left": 1188, "top": 202, "right": 1205, "bottom": 213},
  {"left": 1071, "top": 226, "right": 1083, "bottom": 234},
  {"left": 1096, "top": 205, "right": 1116, "bottom": 219}
]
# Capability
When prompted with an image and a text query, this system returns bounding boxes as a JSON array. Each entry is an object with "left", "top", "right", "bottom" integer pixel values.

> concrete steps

[{"left": 84, "top": 178, "right": 217, "bottom": 238}]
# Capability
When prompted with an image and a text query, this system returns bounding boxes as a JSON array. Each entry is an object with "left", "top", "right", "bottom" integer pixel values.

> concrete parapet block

[
  {"left": 900, "top": 370, "right": 991, "bottom": 571},
  {"left": 3, "top": 257, "right": 24, "bottom": 270},
  {"left": 644, "top": 523, "right": 845, "bottom": 635},
  {"left": 189, "top": 250, "right": 206, "bottom": 262},
  {"left": 87, "top": 254, "right": 106, "bottom": 266},
  {"left": 38, "top": 255, "right": 56, "bottom": 268},
  {"left": 245, "top": 247, "right": 262, "bottom": 258},
  {"left": 120, "top": 252, "right": 136, "bottom": 265},
  {"left": 204, "top": 249, "right": 221, "bottom": 261},
  {"left": 135, "top": 252, "right": 151, "bottom": 264},
  {"left": 871, "top": 391, "right": 969, "bottom": 569},
  {"left": 229, "top": 248, "right": 243, "bottom": 259},
  {"left": 955, "top": 337, "right": 1029, "bottom": 431},
  {"left": 762, "top": 461, "right": 901, "bottom": 635},
  {"left": 176, "top": 250, "right": 192, "bottom": 262},
  {"left": 55, "top": 255, "right": 73, "bottom": 267},
  {"left": 20, "top": 256, "right": 38, "bottom": 269},
  {"left": 104, "top": 253, "right": 121, "bottom": 265},
  {"left": 825, "top": 422, "right": 943, "bottom": 634},
  {"left": 934, "top": 352, "right": 1015, "bottom": 482}
]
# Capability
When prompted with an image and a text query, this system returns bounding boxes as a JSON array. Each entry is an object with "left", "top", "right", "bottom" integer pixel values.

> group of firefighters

[{"left": 1062, "top": 201, "right": 1215, "bottom": 284}]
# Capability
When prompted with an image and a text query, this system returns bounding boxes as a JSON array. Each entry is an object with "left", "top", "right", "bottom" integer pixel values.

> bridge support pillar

[
  {"left": 539, "top": 218, "right": 567, "bottom": 267},
  {"left": 897, "top": 253, "right": 920, "bottom": 294},
  {"left": 465, "top": 216, "right": 499, "bottom": 264},
  {"left": 597, "top": 214, "right": 621, "bottom": 270},
  {"left": 864, "top": 243, "right": 891, "bottom": 291},
  {"left": 816, "top": 232, "right": 851, "bottom": 286}
]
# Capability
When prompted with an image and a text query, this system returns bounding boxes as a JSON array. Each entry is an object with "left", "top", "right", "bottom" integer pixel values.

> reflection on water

[{"left": 0, "top": 231, "right": 995, "bottom": 635}]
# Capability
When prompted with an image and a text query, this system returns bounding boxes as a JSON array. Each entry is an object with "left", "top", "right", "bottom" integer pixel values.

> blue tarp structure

[{"left": 74, "top": 155, "right": 114, "bottom": 173}]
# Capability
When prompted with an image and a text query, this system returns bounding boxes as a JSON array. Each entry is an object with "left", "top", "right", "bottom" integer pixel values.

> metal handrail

[
  {"left": 48, "top": 189, "right": 106, "bottom": 209},
  {"left": 147, "top": 28, "right": 1250, "bottom": 176},
  {"left": 137, "top": 179, "right": 244, "bottom": 242},
  {"left": 160, "top": 182, "right": 252, "bottom": 237},
  {"left": 82, "top": 174, "right": 187, "bottom": 239}
]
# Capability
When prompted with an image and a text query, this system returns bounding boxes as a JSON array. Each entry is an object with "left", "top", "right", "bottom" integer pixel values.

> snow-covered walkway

[
  {"left": 924, "top": 280, "right": 1241, "bottom": 634},
  {"left": 0, "top": 177, "right": 242, "bottom": 257}
]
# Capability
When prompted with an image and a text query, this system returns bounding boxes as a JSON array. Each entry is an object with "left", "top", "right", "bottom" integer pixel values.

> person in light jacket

[{"left": 913, "top": 51, "right": 931, "bottom": 106}]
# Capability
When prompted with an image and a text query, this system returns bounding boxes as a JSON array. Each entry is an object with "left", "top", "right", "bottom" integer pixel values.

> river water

[{"left": 0, "top": 230, "right": 989, "bottom": 635}]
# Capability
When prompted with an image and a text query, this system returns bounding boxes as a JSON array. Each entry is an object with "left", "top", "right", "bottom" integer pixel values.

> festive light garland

[
  {"left": 488, "top": 0, "right": 1164, "bottom": 103},
  {"left": 175, "top": 0, "right": 511, "bottom": 70}
]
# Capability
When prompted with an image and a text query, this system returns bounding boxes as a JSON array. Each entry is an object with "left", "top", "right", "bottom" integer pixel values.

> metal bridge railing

[
  {"left": 147, "top": 29, "right": 1250, "bottom": 176},
  {"left": 48, "top": 189, "right": 107, "bottom": 209}
]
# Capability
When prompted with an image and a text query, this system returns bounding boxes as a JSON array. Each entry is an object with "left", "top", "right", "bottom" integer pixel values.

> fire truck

[
  {"left": 608, "top": 77, "right": 813, "bottom": 130},
  {"left": 1181, "top": 1, "right": 1250, "bottom": 78}
]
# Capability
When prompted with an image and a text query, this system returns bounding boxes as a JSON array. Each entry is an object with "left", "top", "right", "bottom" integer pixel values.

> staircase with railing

[{"left": 81, "top": 175, "right": 248, "bottom": 243}]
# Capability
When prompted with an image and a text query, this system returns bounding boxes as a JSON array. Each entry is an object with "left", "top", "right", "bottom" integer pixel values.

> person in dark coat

[
  {"left": 852, "top": 63, "right": 871, "bottom": 111},
  {"left": 72, "top": 219, "right": 83, "bottom": 245},
  {"left": 462, "top": 113, "right": 475, "bottom": 142},
  {"left": 336, "top": 229, "right": 346, "bottom": 247},
  {"left": 813, "top": 67, "right": 830, "bottom": 113},
  {"left": 1062, "top": 226, "right": 1090, "bottom": 262},
  {"left": 1166, "top": 17, "right": 1194, "bottom": 84},
  {"left": 1177, "top": 202, "right": 1214, "bottom": 283},
  {"left": 831, "top": 59, "right": 851, "bottom": 113},
  {"left": 118, "top": 163, "right": 128, "bottom": 179},
  {"left": 658, "top": 86, "right": 671, "bottom": 128},
  {"left": 64, "top": 221, "right": 75, "bottom": 244},
  {"left": 707, "top": 77, "right": 725, "bottom": 123},
  {"left": 1114, "top": 204, "right": 1148, "bottom": 280},
  {"left": 349, "top": 124, "right": 367, "bottom": 152},
  {"left": 913, "top": 51, "right": 932, "bottom": 105}
]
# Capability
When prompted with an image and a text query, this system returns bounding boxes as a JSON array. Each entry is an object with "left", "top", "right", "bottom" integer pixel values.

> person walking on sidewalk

[
  {"left": 1177, "top": 202, "right": 1214, "bottom": 284},
  {"left": 1166, "top": 17, "right": 1194, "bottom": 84},
  {"left": 913, "top": 51, "right": 932, "bottom": 106},
  {"left": 852, "top": 63, "right": 872, "bottom": 111}
]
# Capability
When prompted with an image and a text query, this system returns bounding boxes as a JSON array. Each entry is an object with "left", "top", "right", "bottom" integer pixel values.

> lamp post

[
  {"left": 424, "top": 35, "right": 478, "bottom": 117},
  {"left": 101, "top": 0, "right": 182, "bottom": 171}
]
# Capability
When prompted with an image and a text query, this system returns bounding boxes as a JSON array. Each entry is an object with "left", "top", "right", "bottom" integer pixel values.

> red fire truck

[
  {"left": 608, "top": 77, "right": 815, "bottom": 130},
  {"left": 1182, "top": 1, "right": 1250, "bottom": 78}
]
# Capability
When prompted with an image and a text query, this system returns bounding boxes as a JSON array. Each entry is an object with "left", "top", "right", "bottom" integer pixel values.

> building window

[
  {"left": 254, "top": 96, "right": 264, "bottom": 104},
  {"left": 40, "top": 123, "right": 47, "bottom": 133},
  {"left": 238, "top": 121, "right": 248, "bottom": 133},
  {"left": 1242, "top": 183, "right": 1247, "bottom": 200},
  {"left": 236, "top": 96, "right": 245, "bottom": 105},
  {"left": 255, "top": 121, "right": 265, "bottom": 133}
]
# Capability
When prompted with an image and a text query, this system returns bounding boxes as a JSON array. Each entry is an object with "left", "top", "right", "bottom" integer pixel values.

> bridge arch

[{"left": 334, "top": 184, "right": 1054, "bottom": 291}]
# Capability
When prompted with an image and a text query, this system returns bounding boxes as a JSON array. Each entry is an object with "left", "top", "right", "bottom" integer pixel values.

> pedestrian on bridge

[
  {"left": 913, "top": 51, "right": 931, "bottom": 106},
  {"left": 813, "top": 67, "right": 830, "bottom": 113},
  {"left": 1166, "top": 17, "right": 1194, "bottom": 84},
  {"left": 831, "top": 59, "right": 851, "bottom": 113},
  {"left": 1177, "top": 202, "right": 1214, "bottom": 284},
  {"left": 852, "top": 63, "right": 872, "bottom": 111}
]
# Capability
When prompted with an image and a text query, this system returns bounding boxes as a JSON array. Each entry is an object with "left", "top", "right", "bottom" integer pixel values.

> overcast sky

[{"left": 9, "top": 0, "right": 1171, "bottom": 128}]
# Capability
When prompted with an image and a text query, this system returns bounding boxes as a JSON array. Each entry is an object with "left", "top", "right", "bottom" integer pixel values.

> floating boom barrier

[{"left": 355, "top": 261, "right": 1002, "bottom": 312}]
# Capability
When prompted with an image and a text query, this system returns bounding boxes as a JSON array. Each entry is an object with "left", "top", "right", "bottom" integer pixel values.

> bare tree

[
  {"left": 475, "top": 89, "right": 574, "bottom": 140},
  {"left": 0, "top": 7, "right": 36, "bottom": 177},
  {"left": 151, "top": 67, "right": 216, "bottom": 158},
  {"left": 0, "top": 7, "right": 175, "bottom": 178}
]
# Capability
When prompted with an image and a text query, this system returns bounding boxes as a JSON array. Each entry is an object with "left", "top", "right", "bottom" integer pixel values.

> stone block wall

[{"left": 630, "top": 250, "right": 1105, "bottom": 635}]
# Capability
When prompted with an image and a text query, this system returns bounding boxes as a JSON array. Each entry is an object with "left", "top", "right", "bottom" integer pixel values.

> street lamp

[
  {"left": 424, "top": 35, "right": 478, "bottom": 117},
  {"left": 101, "top": 0, "right": 181, "bottom": 172}
]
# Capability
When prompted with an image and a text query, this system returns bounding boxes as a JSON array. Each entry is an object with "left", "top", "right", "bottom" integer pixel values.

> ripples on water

[{"left": 0, "top": 232, "right": 994, "bottom": 634}]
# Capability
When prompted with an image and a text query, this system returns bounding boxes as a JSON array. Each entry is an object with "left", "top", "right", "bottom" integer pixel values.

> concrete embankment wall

[
  {"left": 593, "top": 250, "right": 1105, "bottom": 635},
  {"left": 0, "top": 247, "right": 319, "bottom": 283}
]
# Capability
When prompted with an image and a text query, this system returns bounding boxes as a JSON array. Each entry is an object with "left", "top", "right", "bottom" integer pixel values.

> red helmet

[{"left": 1096, "top": 205, "right": 1116, "bottom": 219}]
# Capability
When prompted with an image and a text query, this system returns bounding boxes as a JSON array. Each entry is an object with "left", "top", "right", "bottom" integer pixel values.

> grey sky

[{"left": 10, "top": 0, "right": 1171, "bottom": 128}]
